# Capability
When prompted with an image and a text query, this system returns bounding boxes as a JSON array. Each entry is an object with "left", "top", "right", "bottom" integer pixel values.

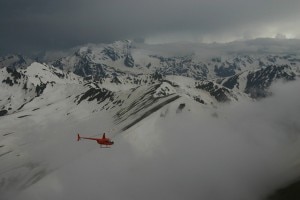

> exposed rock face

[
  {"left": 124, "top": 54, "right": 134, "bottom": 67},
  {"left": 244, "top": 65, "right": 296, "bottom": 98},
  {"left": 196, "top": 81, "right": 231, "bottom": 102}
]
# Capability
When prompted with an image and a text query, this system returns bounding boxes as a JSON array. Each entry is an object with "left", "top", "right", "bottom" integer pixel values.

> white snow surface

[{"left": 23, "top": 62, "right": 80, "bottom": 85}]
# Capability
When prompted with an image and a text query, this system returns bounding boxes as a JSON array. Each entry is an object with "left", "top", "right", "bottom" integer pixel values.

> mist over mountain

[{"left": 1, "top": 39, "right": 300, "bottom": 200}]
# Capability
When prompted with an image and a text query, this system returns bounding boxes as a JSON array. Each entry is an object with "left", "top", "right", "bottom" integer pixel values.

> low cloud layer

[
  {"left": 1, "top": 0, "right": 300, "bottom": 55},
  {"left": 8, "top": 79, "right": 300, "bottom": 200},
  {"left": 135, "top": 38, "right": 300, "bottom": 58}
]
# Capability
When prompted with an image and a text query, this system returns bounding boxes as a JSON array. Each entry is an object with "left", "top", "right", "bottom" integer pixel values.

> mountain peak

[{"left": 0, "top": 54, "right": 33, "bottom": 69}]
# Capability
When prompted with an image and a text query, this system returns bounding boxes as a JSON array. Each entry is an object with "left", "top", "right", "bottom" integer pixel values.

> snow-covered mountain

[
  {"left": 218, "top": 64, "right": 297, "bottom": 98},
  {"left": 1, "top": 59, "right": 297, "bottom": 119},
  {"left": 0, "top": 62, "right": 82, "bottom": 116},
  {"left": 50, "top": 40, "right": 300, "bottom": 80},
  {"left": 1, "top": 40, "right": 300, "bottom": 200},
  {"left": 0, "top": 54, "right": 33, "bottom": 69}
]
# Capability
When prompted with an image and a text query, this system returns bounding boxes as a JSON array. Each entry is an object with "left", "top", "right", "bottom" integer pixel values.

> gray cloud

[{"left": 1, "top": 0, "right": 300, "bottom": 55}]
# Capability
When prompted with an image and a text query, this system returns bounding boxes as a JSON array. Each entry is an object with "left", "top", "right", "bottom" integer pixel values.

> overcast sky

[{"left": 1, "top": 0, "right": 300, "bottom": 55}]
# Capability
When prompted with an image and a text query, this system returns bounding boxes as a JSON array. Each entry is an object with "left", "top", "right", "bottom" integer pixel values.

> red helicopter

[{"left": 77, "top": 133, "right": 114, "bottom": 148}]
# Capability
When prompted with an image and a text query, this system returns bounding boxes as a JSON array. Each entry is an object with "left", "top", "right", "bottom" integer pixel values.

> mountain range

[{"left": 1, "top": 39, "right": 300, "bottom": 199}]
